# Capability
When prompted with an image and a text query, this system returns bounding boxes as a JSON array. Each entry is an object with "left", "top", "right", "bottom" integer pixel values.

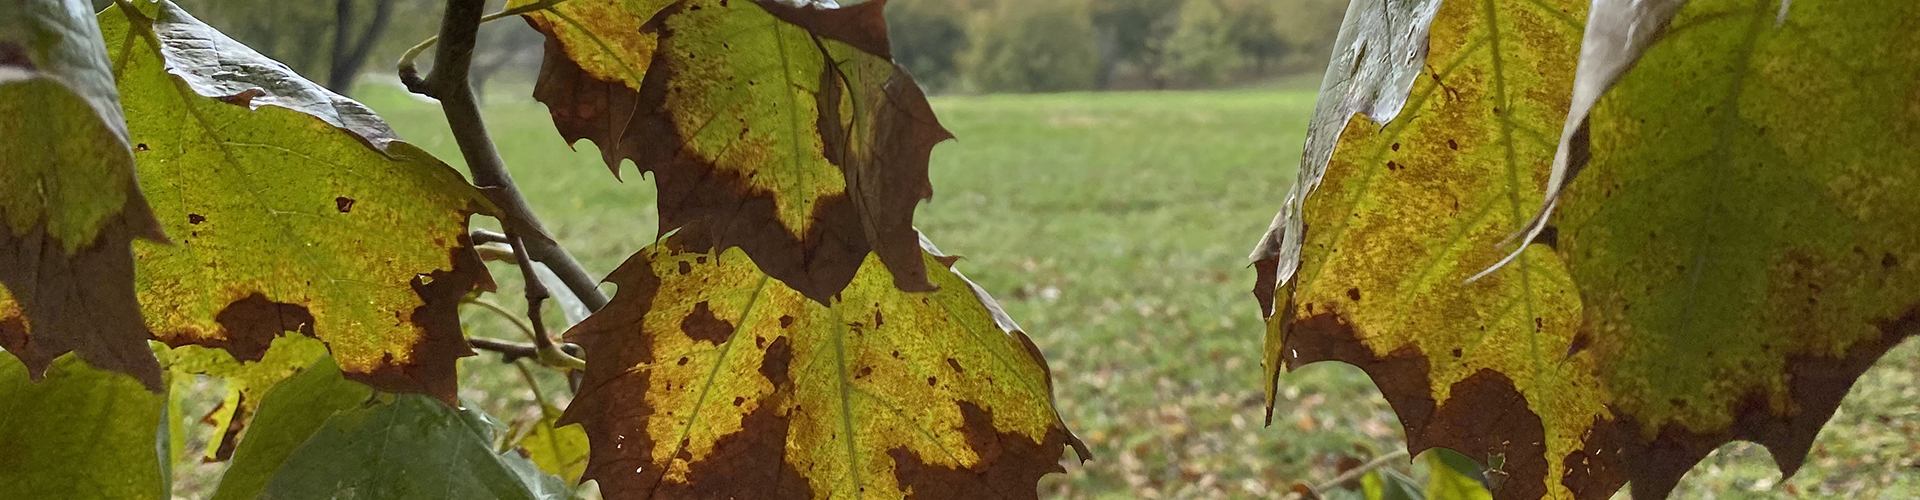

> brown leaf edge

[
  {"left": 0, "top": 62, "right": 169, "bottom": 391},
  {"left": 559, "top": 240, "right": 1085, "bottom": 499},
  {"left": 150, "top": 226, "right": 494, "bottom": 406},
  {"left": 1276, "top": 301, "right": 1919, "bottom": 500},
  {"left": 524, "top": 0, "right": 946, "bottom": 303},
  {"left": 0, "top": 194, "right": 168, "bottom": 392}
]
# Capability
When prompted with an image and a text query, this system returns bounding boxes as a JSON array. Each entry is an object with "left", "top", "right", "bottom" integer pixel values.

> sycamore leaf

[
  {"left": 1257, "top": 0, "right": 1920, "bottom": 498},
  {"left": 257, "top": 392, "right": 571, "bottom": 500},
  {"left": 1426, "top": 450, "right": 1493, "bottom": 500},
  {"left": 0, "top": 353, "right": 168, "bottom": 500},
  {"left": 205, "top": 355, "right": 369, "bottom": 500},
  {"left": 518, "top": 402, "right": 591, "bottom": 485},
  {"left": 521, "top": 0, "right": 948, "bottom": 302},
  {"left": 1248, "top": 0, "right": 1443, "bottom": 318},
  {"left": 86, "top": 1, "right": 492, "bottom": 402},
  {"left": 161, "top": 334, "right": 330, "bottom": 464},
  {"left": 560, "top": 239, "right": 1084, "bottom": 499},
  {"left": 0, "top": 0, "right": 167, "bottom": 390},
  {"left": 1476, "top": 0, "right": 1688, "bottom": 280}
]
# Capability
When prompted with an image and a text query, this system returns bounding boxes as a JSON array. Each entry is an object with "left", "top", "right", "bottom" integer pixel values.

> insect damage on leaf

[
  {"left": 522, "top": 0, "right": 948, "bottom": 303},
  {"left": 90, "top": 1, "right": 497, "bottom": 403},
  {"left": 1259, "top": 0, "right": 1920, "bottom": 498},
  {"left": 0, "top": 0, "right": 168, "bottom": 390},
  {"left": 559, "top": 239, "right": 1084, "bottom": 499}
]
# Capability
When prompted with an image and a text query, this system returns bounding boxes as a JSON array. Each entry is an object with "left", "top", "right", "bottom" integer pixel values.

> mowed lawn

[{"left": 353, "top": 82, "right": 1918, "bottom": 499}]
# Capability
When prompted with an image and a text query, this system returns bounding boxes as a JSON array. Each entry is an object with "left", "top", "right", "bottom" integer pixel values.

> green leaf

[
  {"left": 559, "top": 238, "right": 1084, "bottom": 498},
  {"left": 1425, "top": 450, "right": 1492, "bottom": 500},
  {"left": 522, "top": 0, "right": 949, "bottom": 302},
  {"left": 258, "top": 394, "right": 570, "bottom": 500},
  {"left": 159, "top": 334, "right": 330, "bottom": 464},
  {"left": 207, "top": 355, "right": 370, "bottom": 500},
  {"left": 89, "top": 1, "right": 494, "bottom": 402},
  {"left": 0, "top": 0, "right": 167, "bottom": 389},
  {"left": 1362, "top": 468, "right": 1424, "bottom": 500},
  {"left": 517, "top": 403, "right": 590, "bottom": 486},
  {"left": 1256, "top": 0, "right": 1920, "bottom": 498},
  {"left": 0, "top": 353, "right": 167, "bottom": 500}
]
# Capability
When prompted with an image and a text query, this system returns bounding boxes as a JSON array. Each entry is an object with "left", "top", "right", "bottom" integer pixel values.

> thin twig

[
  {"left": 470, "top": 337, "right": 541, "bottom": 363},
  {"left": 471, "top": 228, "right": 511, "bottom": 245},
  {"left": 415, "top": 0, "right": 609, "bottom": 312},
  {"left": 396, "top": 0, "right": 573, "bottom": 86},
  {"left": 511, "top": 234, "right": 586, "bottom": 371},
  {"left": 1287, "top": 449, "right": 1413, "bottom": 499},
  {"left": 466, "top": 297, "right": 538, "bottom": 342}
]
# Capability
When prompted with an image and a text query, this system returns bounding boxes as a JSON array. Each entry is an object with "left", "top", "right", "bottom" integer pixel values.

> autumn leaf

[
  {"left": 0, "top": 354, "right": 168, "bottom": 500},
  {"left": 560, "top": 239, "right": 1084, "bottom": 499},
  {"left": 1255, "top": 0, "right": 1920, "bottom": 498},
  {"left": 521, "top": 0, "right": 948, "bottom": 302},
  {"left": 0, "top": 0, "right": 168, "bottom": 390},
  {"left": 85, "top": 1, "right": 494, "bottom": 402},
  {"left": 518, "top": 401, "right": 592, "bottom": 485}
]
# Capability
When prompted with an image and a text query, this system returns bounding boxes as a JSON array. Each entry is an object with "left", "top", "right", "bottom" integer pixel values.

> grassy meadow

[{"left": 341, "top": 81, "right": 1917, "bottom": 499}]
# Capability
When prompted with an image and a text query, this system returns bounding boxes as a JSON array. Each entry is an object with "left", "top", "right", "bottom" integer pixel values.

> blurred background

[
  {"left": 124, "top": 0, "right": 1919, "bottom": 498},
  {"left": 101, "top": 0, "right": 1354, "bottom": 96}
]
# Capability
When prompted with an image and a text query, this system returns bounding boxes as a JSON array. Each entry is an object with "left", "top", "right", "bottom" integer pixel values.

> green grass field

[{"left": 348, "top": 81, "right": 1918, "bottom": 499}]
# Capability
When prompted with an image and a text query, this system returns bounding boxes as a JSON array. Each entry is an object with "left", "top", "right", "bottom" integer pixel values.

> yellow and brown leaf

[
  {"left": 80, "top": 2, "right": 490, "bottom": 402},
  {"left": 1257, "top": 0, "right": 1920, "bottom": 499},
  {"left": 0, "top": 0, "right": 168, "bottom": 389},
  {"left": 522, "top": 0, "right": 947, "bottom": 302},
  {"left": 561, "top": 239, "right": 1085, "bottom": 499}
]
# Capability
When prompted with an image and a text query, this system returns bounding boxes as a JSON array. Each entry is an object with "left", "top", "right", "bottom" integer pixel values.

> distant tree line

[
  {"left": 114, "top": 0, "right": 540, "bottom": 96},
  {"left": 95, "top": 0, "right": 1345, "bottom": 96},
  {"left": 889, "top": 0, "right": 1348, "bottom": 93}
]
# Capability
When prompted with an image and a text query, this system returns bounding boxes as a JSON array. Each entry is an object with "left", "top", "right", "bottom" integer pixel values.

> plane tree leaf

[
  {"left": 1255, "top": 0, "right": 1920, "bottom": 498},
  {"left": 207, "top": 355, "right": 371, "bottom": 500},
  {"left": 85, "top": 1, "right": 495, "bottom": 402},
  {"left": 560, "top": 239, "right": 1084, "bottom": 499},
  {"left": 521, "top": 0, "right": 948, "bottom": 302},
  {"left": 0, "top": 0, "right": 167, "bottom": 389},
  {"left": 0, "top": 353, "right": 169, "bottom": 500},
  {"left": 516, "top": 401, "right": 591, "bottom": 486},
  {"left": 257, "top": 392, "right": 571, "bottom": 500}
]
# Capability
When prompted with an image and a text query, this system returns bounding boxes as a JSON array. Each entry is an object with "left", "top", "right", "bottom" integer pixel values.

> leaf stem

[{"left": 416, "top": 0, "right": 609, "bottom": 314}]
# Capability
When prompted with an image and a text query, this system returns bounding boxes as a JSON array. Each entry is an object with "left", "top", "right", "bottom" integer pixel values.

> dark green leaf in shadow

[
  {"left": 258, "top": 393, "right": 569, "bottom": 500},
  {"left": 0, "top": 353, "right": 167, "bottom": 499}
]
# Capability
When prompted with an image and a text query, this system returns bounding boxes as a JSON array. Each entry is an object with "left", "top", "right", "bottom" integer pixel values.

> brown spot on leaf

[
  {"left": 678, "top": 260, "right": 692, "bottom": 275},
  {"left": 1346, "top": 287, "right": 1361, "bottom": 301},
  {"left": 1252, "top": 257, "right": 1281, "bottom": 318},
  {"left": 340, "top": 236, "right": 492, "bottom": 405},
  {"left": 217, "top": 88, "right": 265, "bottom": 107},
  {"left": 1560, "top": 305, "right": 1918, "bottom": 500},
  {"left": 334, "top": 196, "right": 355, "bottom": 213},
  {"left": 889, "top": 401, "right": 1072, "bottom": 500},
  {"left": 200, "top": 293, "right": 316, "bottom": 362},
  {"left": 945, "top": 358, "right": 963, "bottom": 374},
  {"left": 680, "top": 301, "right": 735, "bottom": 344},
  {"left": 1283, "top": 311, "right": 1547, "bottom": 500},
  {"left": 760, "top": 336, "right": 792, "bottom": 387},
  {"left": 188, "top": 213, "right": 206, "bottom": 224},
  {"left": 779, "top": 314, "right": 794, "bottom": 328}
]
